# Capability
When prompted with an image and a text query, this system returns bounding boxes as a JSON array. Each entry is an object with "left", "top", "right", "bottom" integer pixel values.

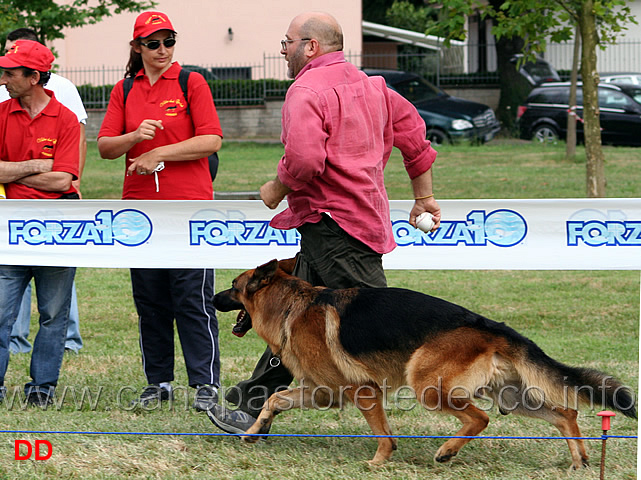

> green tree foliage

[
  {"left": 0, "top": 0, "right": 156, "bottom": 45},
  {"left": 384, "top": 1, "right": 439, "bottom": 33},
  {"left": 486, "top": 0, "right": 635, "bottom": 197},
  {"left": 363, "top": 0, "right": 427, "bottom": 24},
  {"left": 422, "top": 0, "right": 635, "bottom": 197}
]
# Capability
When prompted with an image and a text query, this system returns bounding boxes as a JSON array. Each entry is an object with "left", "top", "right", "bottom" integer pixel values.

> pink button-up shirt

[{"left": 272, "top": 52, "right": 437, "bottom": 254}]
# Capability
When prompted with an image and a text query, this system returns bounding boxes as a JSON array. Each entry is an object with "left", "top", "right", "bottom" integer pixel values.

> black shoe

[
  {"left": 130, "top": 384, "right": 173, "bottom": 408},
  {"left": 193, "top": 385, "right": 218, "bottom": 412},
  {"left": 0, "top": 386, "right": 6, "bottom": 403},
  {"left": 207, "top": 404, "right": 258, "bottom": 435},
  {"left": 26, "top": 390, "right": 54, "bottom": 409},
  {"left": 224, "top": 388, "right": 241, "bottom": 407}
]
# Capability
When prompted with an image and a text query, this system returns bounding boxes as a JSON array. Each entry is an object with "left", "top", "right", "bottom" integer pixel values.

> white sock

[
  {"left": 197, "top": 384, "right": 218, "bottom": 393},
  {"left": 159, "top": 382, "right": 172, "bottom": 392}
]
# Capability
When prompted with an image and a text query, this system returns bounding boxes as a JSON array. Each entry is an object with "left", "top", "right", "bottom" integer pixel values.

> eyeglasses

[
  {"left": 139, "top": 37, "right": 176, "bottom": 50},
  {"left": 280, "top": 38, "right": 310, "bottom": 50}
]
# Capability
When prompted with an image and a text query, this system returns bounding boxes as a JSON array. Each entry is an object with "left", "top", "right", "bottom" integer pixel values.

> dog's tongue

[{"left": 232, "top": 310, "right": 252, "bottom": 337}]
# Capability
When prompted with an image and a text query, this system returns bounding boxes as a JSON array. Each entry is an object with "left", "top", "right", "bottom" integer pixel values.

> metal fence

[
  {"left": 59, "top": 40, "right": 641, "bottom": 110},
  {"left": 62, "top": 62, "right": 269, "bottom": 109},
  {"left": 547, "top": 40, "right": 641, "bottom": 73}
]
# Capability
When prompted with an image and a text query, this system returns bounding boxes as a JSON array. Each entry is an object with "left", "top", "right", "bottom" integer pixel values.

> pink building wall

[{"left": 52, "top": 0, "right": 363, "bottom": 74}]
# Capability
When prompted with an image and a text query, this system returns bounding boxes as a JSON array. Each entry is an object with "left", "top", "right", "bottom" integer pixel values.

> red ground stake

[{"left": 597, "top": 411, "right": 616, "bottom": 480}]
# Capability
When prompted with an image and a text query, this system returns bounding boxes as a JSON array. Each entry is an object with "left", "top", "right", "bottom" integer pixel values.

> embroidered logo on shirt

[
  {"left": 37, "top": 137, "right": 57, "bottom": 157},
  {"left": 160, "top": 98, "right": 185, "bottom": 117}
]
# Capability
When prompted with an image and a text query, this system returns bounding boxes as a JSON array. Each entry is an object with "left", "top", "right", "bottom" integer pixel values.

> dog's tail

[{"left": 505, "top": 339, "right": 637, "bottom": 419}]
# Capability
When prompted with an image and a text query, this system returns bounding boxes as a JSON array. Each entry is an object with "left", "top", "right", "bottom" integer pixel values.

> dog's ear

[
  {"left": 278, "top": 256, "right": 297, "bottom": 275},
  {"left": 246, "top": 259, "right": 279, "bottom": 294}
]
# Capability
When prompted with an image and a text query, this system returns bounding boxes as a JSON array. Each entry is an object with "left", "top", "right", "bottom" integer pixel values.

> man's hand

[
  {"left": 32, "top": 159, "right": 55, "bottom": 174},
  {"left": 409, "top": 197, "right": 441, "bottom": 232},
  {"left": 260, "top": 177, "right": 292, "bottom": 209},
  {"left": 0, "top": 158, "right": 53, "bottom": 183},
  {"left": 72, "top": 179, "right": 82, "bottom": 198}
]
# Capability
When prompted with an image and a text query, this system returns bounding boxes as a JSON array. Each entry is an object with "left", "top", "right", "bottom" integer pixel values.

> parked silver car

[{"left": 600, "top": 72, "right": 641, "bottom": 86}]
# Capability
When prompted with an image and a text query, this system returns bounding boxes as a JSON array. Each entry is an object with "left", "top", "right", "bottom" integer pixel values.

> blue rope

[{"left": 0, "top": 430, "right": 636, "bottom": 440}]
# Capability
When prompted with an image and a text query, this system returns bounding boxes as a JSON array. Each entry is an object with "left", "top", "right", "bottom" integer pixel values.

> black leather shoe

[
  {"left": 26, "top": 390, "right": 54, "bottom": 409},
  {"left": 193, "top": 385, "right": 218, "bottom": 411},
  {"left": 130, "top": 384, "right": 173, "bottom": 408}
]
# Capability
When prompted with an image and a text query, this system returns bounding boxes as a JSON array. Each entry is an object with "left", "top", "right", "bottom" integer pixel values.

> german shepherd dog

[{"left": 214, "top": 259, "right": 636, "bottom": 468}]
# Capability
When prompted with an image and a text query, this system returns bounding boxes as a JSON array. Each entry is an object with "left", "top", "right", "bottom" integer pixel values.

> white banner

[{"left": 0, "top": 198, "right": 639, "bottom": 270}]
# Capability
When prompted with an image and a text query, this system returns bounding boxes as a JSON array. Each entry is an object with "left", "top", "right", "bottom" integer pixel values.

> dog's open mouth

[{"left": 232, "top": 310, "right": 253, "bottom": 337}]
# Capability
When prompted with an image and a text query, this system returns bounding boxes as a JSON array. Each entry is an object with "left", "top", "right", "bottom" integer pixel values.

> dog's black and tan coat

[{"left": 214, "top": 259, "right": 636, "bottom": 468}]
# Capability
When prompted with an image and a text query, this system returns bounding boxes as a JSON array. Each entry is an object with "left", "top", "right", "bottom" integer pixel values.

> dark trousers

[
  {"left": 226, "top": 215, "right": 387, "bottom": 416},
  {"left": 131, "top": 268, "right": 220, "bottom": 388}
]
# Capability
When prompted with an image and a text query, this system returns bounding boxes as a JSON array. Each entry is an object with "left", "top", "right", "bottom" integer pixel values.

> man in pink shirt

[{"left": 208, "top": 11, "right": 440, "bottom": 434}]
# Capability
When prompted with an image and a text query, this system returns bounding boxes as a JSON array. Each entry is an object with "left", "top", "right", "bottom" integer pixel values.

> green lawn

[{"left": 1, "top": 140, "right": 638, "bottom": 479}]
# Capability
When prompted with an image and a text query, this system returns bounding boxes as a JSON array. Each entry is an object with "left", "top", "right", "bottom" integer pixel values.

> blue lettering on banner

[
  {"left": 8, "top": 209, "right": 152, "bottom": 246},
  {"left": 189, "top": 220, "right": 300, "bottom": 246},
  {"left": 394, "top": 209, "right": 528, "bottom": 247},
  {"left": 566, "top": 221, "right": 641, "bottom": 246}
]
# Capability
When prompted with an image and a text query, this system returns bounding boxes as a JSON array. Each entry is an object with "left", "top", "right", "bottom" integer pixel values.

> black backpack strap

[
  {"left": 208, "top": 151, "right": 219, "bottom": 181},
  {"left": 122, "top": 68, "right": 219, "bottom": 181},
  {"left": 178, "top": 68, "right": 191, "bottom": 115},
  {"left": 122, "top": 71, "right": 189, "bottom": 108},
  {"left": 178, "top": 68, "right": 219, "bottom": 182},
  {"left": 121, "top": 77, "right": 134, "bottom": 134},
  {"left": 120, "top": 71, "right": 190, "bottom": 128},
  {"left": 122, "top": 76, "right": 134, "bottom": 106}
]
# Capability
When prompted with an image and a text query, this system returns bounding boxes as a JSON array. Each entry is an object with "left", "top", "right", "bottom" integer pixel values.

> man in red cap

[{"left": 0, "top": 39, "right": 80, "bottom": 408}]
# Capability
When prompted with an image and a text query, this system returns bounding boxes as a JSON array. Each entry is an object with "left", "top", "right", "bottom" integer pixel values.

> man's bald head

[{"left": 291, "top": 12, "right": 343, "bottom": 53}]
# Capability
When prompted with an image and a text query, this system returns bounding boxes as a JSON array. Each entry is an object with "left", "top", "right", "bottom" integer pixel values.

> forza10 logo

[
  {"left": 9, "top": 210, "right": 153, "bottom": 246},
  {"left": 394, "top": 209, "right": 528, "bottom": 247}
]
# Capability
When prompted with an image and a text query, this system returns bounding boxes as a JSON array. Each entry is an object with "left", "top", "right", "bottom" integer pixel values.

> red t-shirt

[
  {"left": 0, "top": 90, "right": 80, "bottom": 199},
  {"left": 98, "top": 62, "right": 223, "bottom": 200}
]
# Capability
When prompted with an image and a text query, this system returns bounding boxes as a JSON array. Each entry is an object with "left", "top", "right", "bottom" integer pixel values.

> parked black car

[
  {"left": 614, "top": 83, "right": 641, "bottom": 104},
  {"left": 510, "top": 54, "right": 561, "bottom": 86},
  {"left": 363, "top": 69, "right": 501, "bottom": 146},
  {"left": 516, "top": 82, "right": 641, "bottom": 146}
]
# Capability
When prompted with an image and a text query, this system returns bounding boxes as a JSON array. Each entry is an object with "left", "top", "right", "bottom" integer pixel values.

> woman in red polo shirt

[{"left": 97, "top": 11, "right": 222, "bottom": 411}]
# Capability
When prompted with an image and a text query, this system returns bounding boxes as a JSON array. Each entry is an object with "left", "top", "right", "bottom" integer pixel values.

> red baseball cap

[
  {"left": 0, "top": 40, "right": 54, "bottom": 71},
  {"left": 133, "top": 11, "right": 176, "bottom": 40}
]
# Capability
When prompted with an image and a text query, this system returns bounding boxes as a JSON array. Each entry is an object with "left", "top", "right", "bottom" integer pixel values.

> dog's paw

[
  {"left": 567, "top": 458, "right": 590, "bottom": 472},
  {"left": 366, "top": 458, "right": 386, "bottom": 468},
  {"left": 241, "top": 434, "right": 261, "bottom": 444},
  {"left": 434, "top": 447, "right": 458, "bottom": 463}
]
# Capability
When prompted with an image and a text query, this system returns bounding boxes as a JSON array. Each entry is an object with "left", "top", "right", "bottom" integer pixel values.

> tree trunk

[
  {"left": 566, "top": 26, "right": 580, "bottom": 159},
  {"left": 578, "top": 0, "right": 606, "bottom": 197},
  {"left": 487, "top": 0, "right": 530, "bottom": 134},
  {"left": 495, "top": 36, "right": 532, "bottom": 134}
]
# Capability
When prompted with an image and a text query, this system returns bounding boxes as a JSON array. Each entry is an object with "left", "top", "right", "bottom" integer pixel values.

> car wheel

[
  {"left": 532, "top": 125, "right": 559, "bottom": 144},
  {"left": 427, "top": 129, "right": 449, "bottom": 146}
]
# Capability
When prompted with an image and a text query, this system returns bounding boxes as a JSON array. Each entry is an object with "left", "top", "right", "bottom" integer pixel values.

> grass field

[{"left": 1, "top": 140, "right": 638, "bottom": 479}]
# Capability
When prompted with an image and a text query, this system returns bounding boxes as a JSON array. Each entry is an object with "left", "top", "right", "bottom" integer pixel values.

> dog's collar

[
  {"left": 269, "top": 353, "right": 281, "bottom": 368},
  {"left": 268, "top": 309, "right": 290, "bottom": 368}
]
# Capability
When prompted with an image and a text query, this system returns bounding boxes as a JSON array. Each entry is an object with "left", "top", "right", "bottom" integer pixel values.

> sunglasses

[{"left": 139, "top": 37, "right": 176, "bottom": 50}]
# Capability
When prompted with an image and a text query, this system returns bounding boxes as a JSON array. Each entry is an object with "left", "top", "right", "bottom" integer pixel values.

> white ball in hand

[{"left": 416, "top": 212, "right": 436, "bottom": 232}]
